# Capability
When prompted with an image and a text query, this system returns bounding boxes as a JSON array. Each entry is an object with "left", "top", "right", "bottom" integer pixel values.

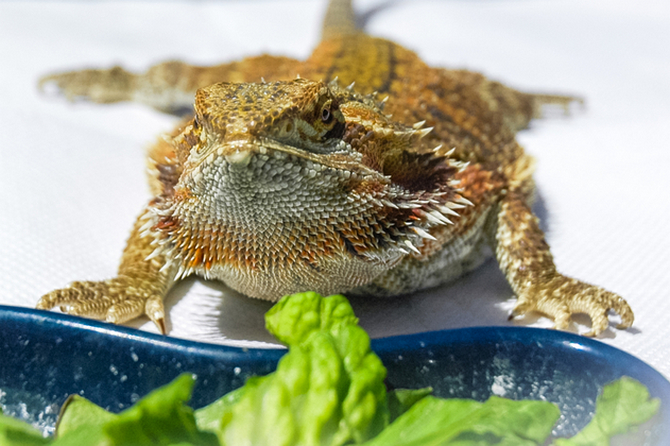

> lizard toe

[
  {"left": 612, "top": 295, "right": 634, "bottom": 329},
  {"left": 539, "top": 301, "right": 571, "bottom": 331},
  {"left": 568, "top": 287, "right": 632, "bottom": 336},
  {"left": 105, "top": 299, "right": 146, "bottom": 326},
  {"left": 36, "top": 289, "right": 65, "bottom": 310},
  {"left": 581, "top": 309, "right": 609, "bottom": 337},
  {"left": 508, "top": 298, "right": 534, "bottom": 320},
  {"left": 37, "top": 284, "right": 107, "bottom": 317}
]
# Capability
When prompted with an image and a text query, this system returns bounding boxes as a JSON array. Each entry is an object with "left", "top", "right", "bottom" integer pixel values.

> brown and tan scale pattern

[{"left": 36, "top": 0, "right": 633, "bottom": 336}]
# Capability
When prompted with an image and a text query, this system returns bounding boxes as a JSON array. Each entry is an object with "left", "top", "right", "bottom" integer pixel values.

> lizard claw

[
  {"left": 145, "top": 295, "right": 167, "bottom": 335},
  {"left": 510, "top": 275, "right": 633, "bottom": 337}
]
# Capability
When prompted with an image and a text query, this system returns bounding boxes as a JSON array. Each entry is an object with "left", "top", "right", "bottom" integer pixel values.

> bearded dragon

[{"left": 36, "top": 0, "right": 633, "bottom": 337}]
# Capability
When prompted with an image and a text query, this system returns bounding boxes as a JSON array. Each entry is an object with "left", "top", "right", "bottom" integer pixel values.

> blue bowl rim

[
  {"left": 2, "top": 304, "right": 669, "bottom": 382},
  {"left": 2, "top": 304, "right": 669, "bottom": 437}
]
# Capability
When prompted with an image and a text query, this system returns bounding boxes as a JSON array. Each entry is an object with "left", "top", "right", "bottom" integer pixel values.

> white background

[{"left": 1, "top": 1, "right": 669, "bottom": 377}]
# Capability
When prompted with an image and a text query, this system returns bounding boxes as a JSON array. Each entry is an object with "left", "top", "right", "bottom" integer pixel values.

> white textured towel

[{"left": 1, "top": 1, "right": 669, "bottom": 376}]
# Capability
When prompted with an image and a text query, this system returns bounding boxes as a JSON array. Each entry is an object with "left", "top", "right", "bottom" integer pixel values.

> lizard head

[
  {"left": 176, "top": 78, "right": 458, "bottom": 199},
  {"left": 191, "top": 78, "right": 347, "bottom": 158},
  {"left": 153, "top": 79, "right": 466, "bottom": 299}
]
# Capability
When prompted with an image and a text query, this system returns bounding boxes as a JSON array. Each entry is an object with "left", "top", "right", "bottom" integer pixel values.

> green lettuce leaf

[
  {"left": 264, "top": 292, "right": 358, "bottom": 346},
  {"left": 53, "top": 373, "right": 218, "bottom": 446},
  {"left": 553, "top": 376, "right": 661, "bottom": 446},
  {"left": 216, "top": 292, "right": 387, "bottom": 446},
  {"left": 0, "top": 412, "right": 50, "bottom": 446},
  {"left": 359, "top": 395, "right": 560, "bottom": 446},
  {"left": 387, "top": 387, "right": 433, "bottom": 421},
  {"left": 51, "top": 394, "right": 117, "bottom": 446},
  {"left": 194, "top": 385, "right": 246, "bottom": 434},
  {"left": 102, "top": 373, "right": 218, "bottom": 446},
  {"left": 55, "top": 394, "right": 117, "bottom": 437}
]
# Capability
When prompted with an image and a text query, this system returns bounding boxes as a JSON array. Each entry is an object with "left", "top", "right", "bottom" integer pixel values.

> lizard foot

[
  {"left": 38, "top": 66, "right": 134, "bottom": 104},
  {"left": 509, "top": 275, "right": 634, "bottom": 337},
  {"left": 36, "top": 276, "right": 167, "bottom": 334}
]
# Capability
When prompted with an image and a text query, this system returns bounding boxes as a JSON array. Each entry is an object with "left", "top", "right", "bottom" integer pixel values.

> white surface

[{"left": 1, "top": 1, "right": 669, "bottom": 375}]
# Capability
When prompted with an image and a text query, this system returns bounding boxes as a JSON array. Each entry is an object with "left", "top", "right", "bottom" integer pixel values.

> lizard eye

[{"left": 321, "top": 105, "right": 332, "bottom": 124}]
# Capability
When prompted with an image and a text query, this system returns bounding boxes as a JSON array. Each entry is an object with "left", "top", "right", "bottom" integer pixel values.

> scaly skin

[{"left": 36, "top": 0, "right": 632, "bottom": 336}]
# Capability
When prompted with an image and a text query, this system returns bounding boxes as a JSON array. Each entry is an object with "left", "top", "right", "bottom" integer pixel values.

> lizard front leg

[
  {"left": 490, "top": 190, "right": 633, "bottom": 336},
  {"left": 36, "top": 208, "right": 177, "bottom": 334},
  {"left": 38, "top": 55, "right": 300, "bottom": 114}
]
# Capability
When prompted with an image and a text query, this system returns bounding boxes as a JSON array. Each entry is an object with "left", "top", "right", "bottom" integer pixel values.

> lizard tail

[{"left": 321, "top": 0, "right": 359, "bottom": 41}]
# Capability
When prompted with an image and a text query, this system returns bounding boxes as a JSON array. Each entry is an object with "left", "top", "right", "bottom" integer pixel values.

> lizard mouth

[
  {"left": 189, "top": 135, "right": 379, "bottom": 183},
  {"left": 174, "top": 135, "right": 393, "bottom": 227}
]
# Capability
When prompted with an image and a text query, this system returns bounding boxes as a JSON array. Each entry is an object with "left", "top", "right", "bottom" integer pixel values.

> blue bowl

[{"left": 1, "top": 304, "right": 668, "bottom": 442}]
